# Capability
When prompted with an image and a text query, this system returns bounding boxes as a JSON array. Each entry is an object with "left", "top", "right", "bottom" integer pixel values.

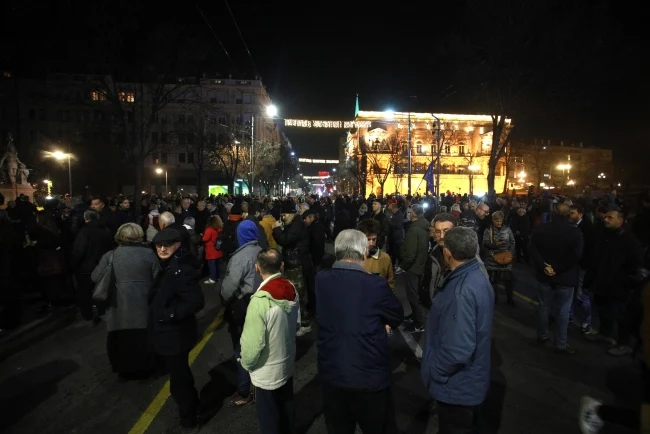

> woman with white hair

[{"left": 92, "top": 223, "right": 161, "bottom": 378}]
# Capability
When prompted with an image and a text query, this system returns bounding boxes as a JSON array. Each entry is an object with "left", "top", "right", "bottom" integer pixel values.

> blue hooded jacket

[{"left": 237, "top": 220, "right": 259, "bottom": 247}]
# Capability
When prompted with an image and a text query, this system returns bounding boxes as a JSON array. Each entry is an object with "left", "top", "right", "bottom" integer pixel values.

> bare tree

[
  {"left": 238, "top": 140, "right": 282, "bottom": 195},
  {"left": 365, "top": 133, "right": 404, "bottom": 197}
]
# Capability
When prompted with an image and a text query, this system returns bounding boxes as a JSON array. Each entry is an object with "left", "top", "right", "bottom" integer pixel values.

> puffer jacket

[{"left": 482, "top": 225, "right": 516, "bottom": 271}]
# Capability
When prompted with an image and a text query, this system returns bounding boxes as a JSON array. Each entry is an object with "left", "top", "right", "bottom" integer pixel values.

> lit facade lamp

[
  {"left": 46, "top": 150, "right": 73, "bottom": 195},
  {"left": 43, "top": 179, "right": 52, "bottom": 198},
  {"left": 155, "top": 167, "right": 168, "bottom": 194}
]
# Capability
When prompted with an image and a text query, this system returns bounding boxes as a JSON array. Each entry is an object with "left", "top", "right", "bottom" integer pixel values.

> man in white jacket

[{"left": 240, "top": 248, "right": 299, "bottom": 434}]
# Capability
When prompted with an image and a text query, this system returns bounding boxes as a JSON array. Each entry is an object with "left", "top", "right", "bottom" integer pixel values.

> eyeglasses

[
  {"left": 431, "top": 228, "right": 451, "bottom": 236},
  {"left": 155, "top": 243, "right": 176, "bottom": 250}
]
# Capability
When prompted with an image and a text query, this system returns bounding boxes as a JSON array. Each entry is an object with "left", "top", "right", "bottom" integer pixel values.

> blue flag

[{"left": 423, "top": 162, "right": 435, "bottom": 194}]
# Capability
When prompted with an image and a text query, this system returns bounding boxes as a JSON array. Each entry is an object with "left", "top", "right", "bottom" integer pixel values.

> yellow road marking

[
  {"left": 128, "top": 308, "right": 225, "bottom": 434},
  {"left": 513, "top": 290, "right": 539, "bottom": 305}
]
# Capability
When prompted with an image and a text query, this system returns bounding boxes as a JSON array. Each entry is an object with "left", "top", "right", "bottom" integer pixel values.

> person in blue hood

[{"left": 220, "top": 218, "right": 263, "bottom": 406}]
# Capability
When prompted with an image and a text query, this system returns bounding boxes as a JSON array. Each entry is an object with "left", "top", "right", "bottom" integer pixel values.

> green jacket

[
  {"left": 401, "top": 217, "right": 430, "bottom": 276},
  {"left": 240, "top": 273, "right": 299, "bottom": 390}
]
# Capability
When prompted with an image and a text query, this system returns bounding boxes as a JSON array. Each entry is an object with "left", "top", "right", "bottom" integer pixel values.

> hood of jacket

[
  {"left": 237, "top": 220, "right": 258, "bottom": 246},
  {"left": 254, "top": 273, "right": 297, "bottom": 313},
  {"left": 411, "top": 216, "right": 430, "bottom": 232}
]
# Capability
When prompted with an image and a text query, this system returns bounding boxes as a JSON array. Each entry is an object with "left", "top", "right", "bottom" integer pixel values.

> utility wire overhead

[
  {"left": 223, "top": 0, "right": 260, "bottom": 76},
  {"left": 195, "top": 3, "right": 236, "bottom": 66}
]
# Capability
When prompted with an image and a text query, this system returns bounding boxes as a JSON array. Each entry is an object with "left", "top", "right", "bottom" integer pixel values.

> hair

[
  {"left": 91, "top": 197, "right": 104, "bottom": 205},
  {"left": 299, "top": 203, "right": 310, "bottom": 213},
  {"left": 433, "top": 212, "right": 457, "bottom": 226},
  {"left": 491, "top": 210, "right": 505, "bottom": 221},
  {"left": 451, "top": 204, "right": 461, "bottom": 212},
  {"left": 159, "top": 211, "right": 175, "bottom": 227},
  {"left": 356, "top": 219, "right": 380, "bottom": 236},
  {"left": 257, "top": 248, "right": 283, "bottom": 275},
  {"left": 359, "top": 203, "right": 368, "bottom": 213},
  {"left": 149, "top": 203, "right": 158, "bottom": 211},
  {"left": 554, "top": 203, "right": 570, "bottom": 216},
  {"left": 248, "top": 201, "right": 260, "bottom": 215},
  {"left": 83, "top": 209, "right": 99, "bottom": 221},
  {"left": 207, "top": 214, "right": 223, "bottom": 230},
  {"left": 115, "top": 222, "right": 144, "bottom": 244},
  {"left": 334, "top": 229, "right": 367, "bottom": 261},
  {"left": 440, "top": 205, "right": 448, "bottom": 213},
  {"left": 607, "top": 209, "right": 625, "bottom": 220},
  {"left": 183, "top": 217, "right": 195, "bottom": 229},
  {"left": 411, "top": 204, "right": 424, "bottom": 218},
  {"left": 444, "top": 227, "right": 478, "bottom": 261},
  {"left": 570, "top": 204, "right": 585, "bottom": 215}
]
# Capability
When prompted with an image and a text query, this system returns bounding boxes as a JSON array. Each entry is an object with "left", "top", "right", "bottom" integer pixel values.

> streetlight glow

[
  {"left": 51, "top": 151, "right": 68, "bottom": 160},
  {"left": 156, "top": 168, "right": 163, "bottom": 174},
  {"left": 468, "top": 164, "right": 480, "bottom": 172},
  {"left": 557, "top": 163, "right": 572, "bottom": 170},
  {"left": 266, "top": 105, "right": 278, "bottom": 118}
]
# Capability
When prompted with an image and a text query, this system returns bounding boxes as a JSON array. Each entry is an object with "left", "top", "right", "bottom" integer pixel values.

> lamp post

[
  {"left": 155, "top": 167, "right": 168, "bottom": 194},
  {"left": 50, "top": 151, "right": 72, "bottom": 195}
]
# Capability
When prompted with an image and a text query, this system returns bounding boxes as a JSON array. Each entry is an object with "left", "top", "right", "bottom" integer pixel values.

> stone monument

[{"left": 0, "top": 133, "right": 35, "bottom": 201}]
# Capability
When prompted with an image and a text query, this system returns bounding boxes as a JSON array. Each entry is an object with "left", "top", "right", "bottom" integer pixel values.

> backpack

[
  {"left": 221, "top": 220, "right": 240, "bottom": 256},
  {"left": 214, "top": 229, "right": 223, "bottom": 250}
]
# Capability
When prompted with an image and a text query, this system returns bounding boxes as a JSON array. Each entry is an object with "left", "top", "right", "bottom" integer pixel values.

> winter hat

[
  {"left": 270, "top": 208, "right": 281, "bottom": 221},
  {"left": 281, "top": 200, "right": 296, "bottom": 214},
  {"left": 237, "top": 220, "right": 259, "bottom": 246},
  {"left": 152, "top": 228, "right": 182, "bottom": 244},
  {"left": 230, "top": 203, "right": 243, "bottom": 215}
]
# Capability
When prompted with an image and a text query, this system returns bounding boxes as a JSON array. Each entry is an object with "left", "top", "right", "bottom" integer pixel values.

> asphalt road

[{"left": 0, "top": 261, "right": 642, "bottom": 434}]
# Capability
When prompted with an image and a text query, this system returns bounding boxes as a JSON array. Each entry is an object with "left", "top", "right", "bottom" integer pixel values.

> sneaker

[
  {"left": 406, "top": 322, "right": 425, "bottom": 333},
  {"left": 554, "top": 345, "right": 577, "bottom": 355},
  {"left": 606, "top": 345, "right": 633, "bottom": 357},
  {"left": 394, "top": 266, "right": 405, "bottom": 275},
  {"left": 403, "top": 315, "right": 414, "bottom": 324},
  {"left": 229, "top": 391, "right": 254, "bottom": 407},
  {"left": 203, "top": 278, "right": 216, "bottom": 284},
  {"left": 581, "top": 324, "right": 592, "bottom": 335},
  {"left": 579, "top": 396, "right": 603, "bottom": 434},
  {"left": 296, "top": 326, "right": 312, "bottom": 337}
]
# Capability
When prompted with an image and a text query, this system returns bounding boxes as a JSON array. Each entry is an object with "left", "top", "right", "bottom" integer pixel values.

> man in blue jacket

[
  {"left": 316, "top": 229, "right": 404, "bottom": 433},
  {"left": 421, "top": 227, "right": 494, "bottom": 434}
]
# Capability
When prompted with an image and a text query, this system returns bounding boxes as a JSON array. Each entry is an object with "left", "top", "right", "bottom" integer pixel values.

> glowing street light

[
  {"left": 46, "top": 150, "right": 73, "bottom": 195},
  {"left": 556, "top": 163, "right": 572, "bottom": 171},
  {"left": 517, "top": 171, "right": 527, "bottom": 178},
  {"left": 468, "top": 164, "right": 481, "bottom": 172},
  {"left": 266, "top": 105, "right": 278, "bottom": 118},
  {"left": 155, "top": 167, "right": 168, "bottom": 194}
]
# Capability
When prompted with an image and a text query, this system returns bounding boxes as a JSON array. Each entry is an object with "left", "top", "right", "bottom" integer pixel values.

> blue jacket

[
  {"left": 316, "top": 261, "right": 404, "bottom": 391},
  {"left": 421, "top": 258, "right": 494, "bottom": 406}
]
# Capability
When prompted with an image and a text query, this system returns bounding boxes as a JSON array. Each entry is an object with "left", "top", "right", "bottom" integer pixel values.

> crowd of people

[{"left": 1, "top": 187, "right": 650, "bottom": 433}]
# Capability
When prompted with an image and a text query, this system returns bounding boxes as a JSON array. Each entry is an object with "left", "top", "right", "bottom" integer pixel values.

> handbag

[
  {"left": 92, "top": 250, "right": 116, "bottom": 303},
  {"left": 490, "top": 228, "right": 513, "bottom": 266}
]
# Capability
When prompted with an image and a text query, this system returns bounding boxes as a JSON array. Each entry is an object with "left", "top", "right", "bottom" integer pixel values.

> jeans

[
  {"left": 570, "top": 268, "right": 591, "bottom": 327},
  {"left": 256, "top": 377, "right": 295, "bottom": 434},
  {"left": 322, "top": 383, "right": 397, "bottom": 434},
  {"left": 437, "top": 401, "right": 479, "bottom": 434},
  {"left": 207, "top": 259, "right": 220, "bottom": 281},
  {"left": 229, "top": 323, "right": 252, "bottom": 397},
  {"left": 537, "top": 282, "right": 574, "bottom": 349}
]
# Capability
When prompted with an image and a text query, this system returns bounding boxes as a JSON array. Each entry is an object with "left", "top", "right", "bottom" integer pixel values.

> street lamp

[
  {"left": 266, "top": 104, "right": 278, "bottom": 118},
  {"left": 155, "top": 167, "right": 168, "bottom": 194},
  {"left": 47, "top": 150, "right": 73, "bottom": 195},
  {"left": 43, "top": 179, "right": 52, "bottom": 198}
]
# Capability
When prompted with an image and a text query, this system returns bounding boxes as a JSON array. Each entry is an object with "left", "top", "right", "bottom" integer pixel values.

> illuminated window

[
  {"left": 90, "top": 91, "right": 106, "bottom": 101},
  {"left": 118, "top": 91, "right": 135, "bottom": 103},
  {"left": 2, "top": 71, "right": 12, "bottom": 78}
]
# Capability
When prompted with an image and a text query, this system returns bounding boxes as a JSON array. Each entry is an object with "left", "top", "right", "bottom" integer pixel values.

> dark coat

[
  {"left": 71, "top": 219, "right": 113, "bottom": 274},
  {"left": 510, "top": 213, "right": 532, "bottom": 238},
  {"left": 529, "top": 217, "right": 583, "bottom": 286},
  {"left": 308, "top": 218, "right": 326, "bottom": 266},
  {"left": 166, "top": 221, "right": 191, "bottom": 253},
  {"left": 316, "top": 261, "right": 403, "bottom": 391},
  {"left": 584, "top": 227, "right": 643, "bottom": 300},
  {"left": 273, "top": 216, "right": 310, "bottom": 268},
  {"left": 577, "top": 218, "right": 596, "bottom": 270},
  {"left": 148, "top": 253, "right": 205, "bottom": 355},
  {"left": 373, "top": 211, "right": 389, "bottom": 249},
  {"left": 421, "top": 258, "right": 494, "bottom": 406}
]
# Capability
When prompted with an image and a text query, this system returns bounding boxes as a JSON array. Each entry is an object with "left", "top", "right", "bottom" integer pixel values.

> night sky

[{"left": 2, "top": 0, "right": 648, "bottom": 164}]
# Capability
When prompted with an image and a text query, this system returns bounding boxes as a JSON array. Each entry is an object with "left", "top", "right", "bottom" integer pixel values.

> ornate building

[{"left": 344, "top": 111, "right": 511, "bottom": 196}]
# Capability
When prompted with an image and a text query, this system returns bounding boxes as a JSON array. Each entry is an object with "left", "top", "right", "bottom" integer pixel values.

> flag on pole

[{"left": 423, "top": 162, "right": 435, "bottom": 194}]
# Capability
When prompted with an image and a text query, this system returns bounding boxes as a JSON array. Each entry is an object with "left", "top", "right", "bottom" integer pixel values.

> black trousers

[
  {"left": 322, "top": 383, "right": 397, "bottom": 434},
  {"left": 403, "top": 271, "right": 424, "bottom": 324},
  {"left": 163, "top": 352, "right": 199, "bottom": 427},
  {"left": 75, "top": 273, "right": 95, "bottom": 321},
  {"left": 514, "top": 235, "right": 529, "bottom": 262},
  {"left": 255, "top": 377, "right": 295, "bottom": 434},
  {"left": 437, "top": 401, "right": 479, "bottom": 434}
]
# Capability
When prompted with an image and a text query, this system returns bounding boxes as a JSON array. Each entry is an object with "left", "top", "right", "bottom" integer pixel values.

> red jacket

[{"left": 202, "top": 226, "right": 224, "bottom": 260}]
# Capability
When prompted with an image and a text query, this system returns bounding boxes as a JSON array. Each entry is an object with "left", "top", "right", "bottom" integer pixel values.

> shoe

[
  {"left": 579, "top": 396, "right": 603, "bottom": 434},
  {"left": 554, "top": 345, "right": 577, "bottom": 355},
  {"left": 296, "top": 326, "right": 312, "bottom": 337},
  {"left": 606, "top": 345, "right": 633, "bottom": 357},
  {"left": 584, "top": 333, "right": 616, "bottom": 346},
  {"left": 581, "top": 324, "right": 592, "bottom": 335},
  {"left": 537, "top": 336, "right": 549, "bottom": 345},
  {"left": 405, "top": 322, "right": 425, "bottom": 333},
  {"left": 403, "top": 315, "right": 414, "bottom": 324},
  {"left": 394, "top": 266, "right": 405, "bottom": 275},
  {"left": 203, "top": 278, "right": 216, "bottom": 284},
  {"left": 229, "top": 391, "right": 254, "bottom": 407}
]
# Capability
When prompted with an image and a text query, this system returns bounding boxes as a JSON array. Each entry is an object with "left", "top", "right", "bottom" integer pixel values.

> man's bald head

[
  {"left": 159, "top": 211, "right": 175, "bottom": 229},
  {"left": 554, "top": 203, "right": 570, "bottom": 216}
]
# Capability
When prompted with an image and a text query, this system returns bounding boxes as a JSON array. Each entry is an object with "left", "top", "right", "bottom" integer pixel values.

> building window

[
  {"left": 127, "top": 112, "right": 134, "bottom": 123},
  {"left": 30, "top": 130, "right": 37, "bottom": 142},
  {"left": 238, "top": 80, "right": 250, "bottom": 85},
  {"left": 444, "top": 144, "right": 450, "bottom": 154},
  {"left": 235, "top": 96, "right": 242, "bottom": 104},
  {"left": 179, "top": 114, "right": 185, "bottom": 124},
  {"left": 235, "top": 115, "right": 242, "bottom": 125},
  {"left": 28, "top": 109, "right": 35, "bottom": 121},
  {"left": 210, "top": 96, "right": 217, "bottom": 103},
  {"left": 217, "top": 93, "right": 227, "bottom": 103},
  {"left": 152, "top": 132, "right": 159, "bottom": 144},
  {"left": 90, "top": 90, "right": 106, "bottom": 101},
  {"left": 209, "top": 117, "right": 216, "bottom": 125},
  {"left": 218, "top": 116, "right": 226, "bottom": 125},
  {"left": 187, "top": 152, "right": 194, "bottom": 164},
  {"left": 178, "top": 133, "right": 186, "bottom": 145},
  {"left": 2, "top": 71, "right": 11, "bottom": 78},
  {"left": 214, "top": 80, "right": 224, "bottom": 84},
  {"left": 187, "top": 115, "right": 194, "bottom": 125},
  {"left": 243, "top": 94, "right": 252, "bottom": 104},
  {"left": 458, "top": 144, "right": 465, "bottom": 155},
  {"left": 178, "top": 153, "right": 186, "bottom": 163},
  {"left": 161, "top": 153, "right": 168, "bottom": 164},
  {"left": 39, "top": 109, "right": 46, "bottom": 121},
  {"left": 75, "top": 111, "right": 83, "bottom": 122},
  {"left": 83, "top": 111, "right": 90, "bottom": 122},
  {"left": 118, "top": 91, "right": 135, "bottom": 102},
  {"left": 209, "top": 134, "right": 217, "bottom": 145}
]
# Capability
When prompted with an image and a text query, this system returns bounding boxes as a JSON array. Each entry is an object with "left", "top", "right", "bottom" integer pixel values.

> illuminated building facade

[{"left": 344, "top": 111, "right": 511, "bottom": 196}]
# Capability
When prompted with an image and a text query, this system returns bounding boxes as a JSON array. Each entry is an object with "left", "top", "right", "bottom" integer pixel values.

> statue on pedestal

[{"left": 0, "top": 133, "right": 28, "bottom": 185}]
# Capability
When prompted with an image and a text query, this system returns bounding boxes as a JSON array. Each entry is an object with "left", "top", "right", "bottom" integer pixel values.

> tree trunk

[
  {"left": 502, "top": 169, "right": 508, "bottom": 194},
  {"left": 196, "top": 169, "right": 203, "bottom": 198},
  {"left": 487, "top": 160, "right": 498, "bottom": 199},
  {"left": 134, "top": 160, "right": 144, "bottom": 220}
]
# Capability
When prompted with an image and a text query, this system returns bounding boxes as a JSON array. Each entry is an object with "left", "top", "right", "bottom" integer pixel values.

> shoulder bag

[
  {"left": 92, "top": 250, "right": 116, "bottom": 303},
  {"left": 491, "top": 228, "right": 513, "bottom": 266}
]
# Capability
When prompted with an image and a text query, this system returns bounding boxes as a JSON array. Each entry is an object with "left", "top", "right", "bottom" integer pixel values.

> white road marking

[{"left": 398, "top": 325, "right": 423, "bottom": 360}]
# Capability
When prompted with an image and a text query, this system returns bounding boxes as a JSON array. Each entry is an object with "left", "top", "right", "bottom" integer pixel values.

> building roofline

[{"left": 356, "top": 110, "right": 512, "bottom": 124}]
